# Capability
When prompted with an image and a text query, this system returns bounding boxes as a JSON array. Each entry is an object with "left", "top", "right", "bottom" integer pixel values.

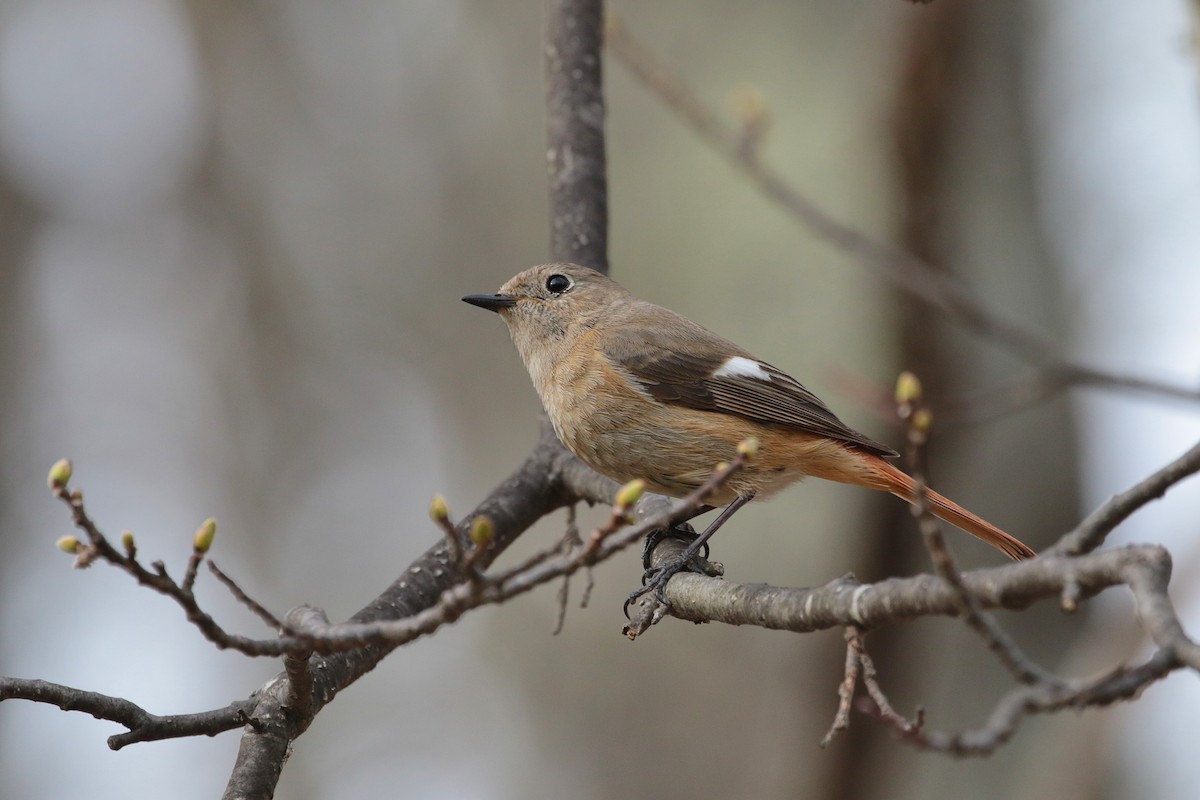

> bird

[{"left": 463, "top": 263, "right": 1035, "bottom": 595}]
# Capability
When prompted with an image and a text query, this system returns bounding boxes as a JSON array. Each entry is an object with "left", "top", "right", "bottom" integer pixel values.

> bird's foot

[
  {"left": 625, "top": 526, "right": 716, "bottom": 618},
  {"left": 639, "top": 523, "right": 706, "bottom": 569},
  {"left": 623, "top": 495, "right": 751, "bottom": 622},
  {"left": 623, "top": 557, "right": 690, "bottom": 614}
]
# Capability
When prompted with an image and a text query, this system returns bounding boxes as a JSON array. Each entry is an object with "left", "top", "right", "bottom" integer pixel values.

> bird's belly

[{"left": 550, "top": 391, "right": 799, "bottom": 505}]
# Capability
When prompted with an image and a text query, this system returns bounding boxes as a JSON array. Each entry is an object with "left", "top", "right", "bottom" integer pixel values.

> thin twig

[
  {"left": 553, "top": 505, "right": 583, "bottom": 635},
  {"left": 1051, "top": 437, "right": 1200, "bottom": 556},
  {"left": 857, "top": 640, "right": 924, "bottom": 735},
  {"left": 862, "top": 648, "right": 1177, "bottom": 756},
  {"left": 182, "top": 550, "right": 204, "bottom": 594},
  {"left": 284, "top": 450, "right": 754, "bottom": 654},
  {"left": 209, "top": 562, "right": 284, "bottom": 632},
  {"left": 900, "top": 382, "right": 1058, "bottom": 686},
  {"left": 431, "top": 497, "right": 462, "bottom": 568},
  {"left": 821, "top": 626, "right": 864, "bottom": 747},
  {"left": 606, "top": 15, "right": 1200, "bottom": 407},
  {"left": 49, "top": 485, "right": 291, "bottom": 657}
]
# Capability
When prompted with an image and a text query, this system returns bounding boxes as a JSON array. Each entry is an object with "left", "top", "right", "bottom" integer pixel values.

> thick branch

[
  {"left": 223, "top": 430, "right": 577, "bottom": 798},
  {"left": 611, "top": 434, "right": 1200, "bottom": 637},
  {"left": 280, "top": 455, "right": 747, "bottom": 653},
  {"left": 635, "top": 544, "right": 1167, "bottom": 633}
]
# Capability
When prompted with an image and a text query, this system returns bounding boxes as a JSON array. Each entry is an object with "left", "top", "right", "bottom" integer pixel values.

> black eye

[{"left": 545, "top": 274, "right": 572, "bottom": 294}]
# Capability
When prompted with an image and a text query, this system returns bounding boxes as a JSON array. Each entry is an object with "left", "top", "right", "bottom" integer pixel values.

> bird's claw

[
  {"left": 639, "top": 524, "right": 706, "bottom": 570},
  {"left": 623, "top": 552, "right": 702, "bottom": 618}
]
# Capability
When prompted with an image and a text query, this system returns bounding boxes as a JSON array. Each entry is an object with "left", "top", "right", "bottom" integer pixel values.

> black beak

[{"left": 462, "top": 293, "right": 517, "bottom": 312}]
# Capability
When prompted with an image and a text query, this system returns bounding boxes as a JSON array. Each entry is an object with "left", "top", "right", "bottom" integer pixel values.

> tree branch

[
  {"left": 224, "top": 3, "right": 613, "bottom": 794},
  {"left": 605, "top": 15, "right": 1200, "bottom": 407},
  {"left": 860, "top": 647, "right": 1179, "bottom": 756},
  {"left": 608, "top": 432, "right": 1200, "bottom": 753},
  {"left": 546, "top": 0, "right": 608, "bottom": 272},
  {"left": 636, "top": 545, "right": 1170, "bottom": 633},
  {"left": 24, "top": 4, "right": 1200, "bottom": 788},
  {"left": 222, "top": 429, "right": 579, "bottom": 797},
  {"left": 47, "top": 484, "right": 296, "bottom": 657},
  {"left": 0, "top": 677, "right": 255, "bottom": 750},
  {"left": 1050, "top": 438, "right": 1200, "bottom": 556}
]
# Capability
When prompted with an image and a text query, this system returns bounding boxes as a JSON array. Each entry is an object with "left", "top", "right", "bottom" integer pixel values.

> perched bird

[{"left": 463, "top": 263, "right": 1035, "bottom": 589}]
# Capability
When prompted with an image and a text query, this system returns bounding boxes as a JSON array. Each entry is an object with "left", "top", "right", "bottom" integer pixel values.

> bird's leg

[
  {"left": 639, "top": 504, "right": 714, "bottom": 568},
  {"left": 626, "top": 493, "right": 754, "bottom": 613}
]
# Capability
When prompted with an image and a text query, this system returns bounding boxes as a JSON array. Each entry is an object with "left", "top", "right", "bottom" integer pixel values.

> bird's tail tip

[{"left": 868, "top": 457, "right": 1036, "bottom": 561}]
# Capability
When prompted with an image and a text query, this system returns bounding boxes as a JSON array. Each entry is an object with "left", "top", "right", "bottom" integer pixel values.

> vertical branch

[
  {"left": 223, "top": 4, "right": 612, "bottom": 796},
  {"left": 546, "top": 0, "right": 609, "bottom": 272}
]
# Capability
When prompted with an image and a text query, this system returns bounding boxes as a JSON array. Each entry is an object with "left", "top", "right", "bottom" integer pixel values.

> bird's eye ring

[{"left": 545, "top": 274, "right": 572, "bottom": 294}]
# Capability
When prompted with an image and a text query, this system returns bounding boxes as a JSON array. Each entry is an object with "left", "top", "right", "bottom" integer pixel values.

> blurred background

[{"left": 2, "top": 1, "right": 1199, "bottom": 798}]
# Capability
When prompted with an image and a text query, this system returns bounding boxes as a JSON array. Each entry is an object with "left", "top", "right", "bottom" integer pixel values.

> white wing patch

[{"left": 713, "top": 356, "right": 772, "bottom": 382}]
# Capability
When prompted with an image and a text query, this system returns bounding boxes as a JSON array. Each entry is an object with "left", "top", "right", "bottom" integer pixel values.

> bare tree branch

[
  {"left": 547, "top": 0, "right": 608, "bottom": 272},
  {"left": 605, "top": 437, "right": 1200, "bottom": 644},
  {"left": 606, "top": 430, "right": 1200, "bottom": 753},
  {"left": 20, "top": 6, "right": 1200, "bottom": 792},
  {"left": 900, "top": 383, "right": 1059, "bottom": 687},
  {"left": 605, "top": 14, "right": 1200, "bottom": 408},
  {"left": 1050, "top": 438, "right": 1200, "bottom": 556},
  {"left": 48, "top": 484, "right": 292, "bottom": 657},
  {"left": 223, "top": 3, "right": 614, "bottom": 794},
  {"left": 860, "top": 647, "right": 1179, "bottom": 756},
  {"left": 821, "top": 626, "right": 866, "bottom": 747},
  {"left": 62, "top": 432, "right": 1196, "bottom": 684},
  {"left": 633, "top": 544, "right": 1172, "bottom": 634},
  {"left": 222, "top": 429, "right": 580, "bottom": 798},
  {"left": 0, "top": 677, "right": 255, "bottom": 750}
]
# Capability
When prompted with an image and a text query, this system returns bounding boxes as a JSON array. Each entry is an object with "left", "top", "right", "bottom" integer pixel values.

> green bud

[
  {"left": 429, "top": 494, "right": 450, "bottom": 524},
  {"left": 193, "top": 518, "right": 217, "bottom": 553},
  {"left": 615, "top": 479, "right": 646, "bottom": 509},
  {"left": 912, "top": 408, "right": 933, "bottom": 433},
  {"left": 47, "top": 459, "right": 73, "bottom": 489},
  {"left": 895, "top": 372, "right": 922, "bottom": 404},
  {"left": 469, "top": 515, "right": 494, "bottom": 547},
  {"left": 56, "top": 535, "right": 80, "bottom": 554},
  {"left": 121, "top": 530, "right": 136, "bottom": 555}
]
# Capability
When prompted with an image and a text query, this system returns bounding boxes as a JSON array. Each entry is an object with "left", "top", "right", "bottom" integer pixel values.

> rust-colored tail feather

[{"left": 865, "top": 458, "right": 1035, "bottom": 561}]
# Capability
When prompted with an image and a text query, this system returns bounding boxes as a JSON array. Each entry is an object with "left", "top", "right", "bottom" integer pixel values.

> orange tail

[{"left": 863, "top": 457, "right": 1035, "bottom": 561}]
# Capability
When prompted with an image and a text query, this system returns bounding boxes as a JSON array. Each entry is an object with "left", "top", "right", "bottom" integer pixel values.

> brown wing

[{"left": 602, "top": 319, "right": 898, "bottom": 458}]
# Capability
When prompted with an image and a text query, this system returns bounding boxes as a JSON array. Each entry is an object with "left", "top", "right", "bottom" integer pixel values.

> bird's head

[{"left": 462, "top": 263, "right": 629, "bottom": 353}]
